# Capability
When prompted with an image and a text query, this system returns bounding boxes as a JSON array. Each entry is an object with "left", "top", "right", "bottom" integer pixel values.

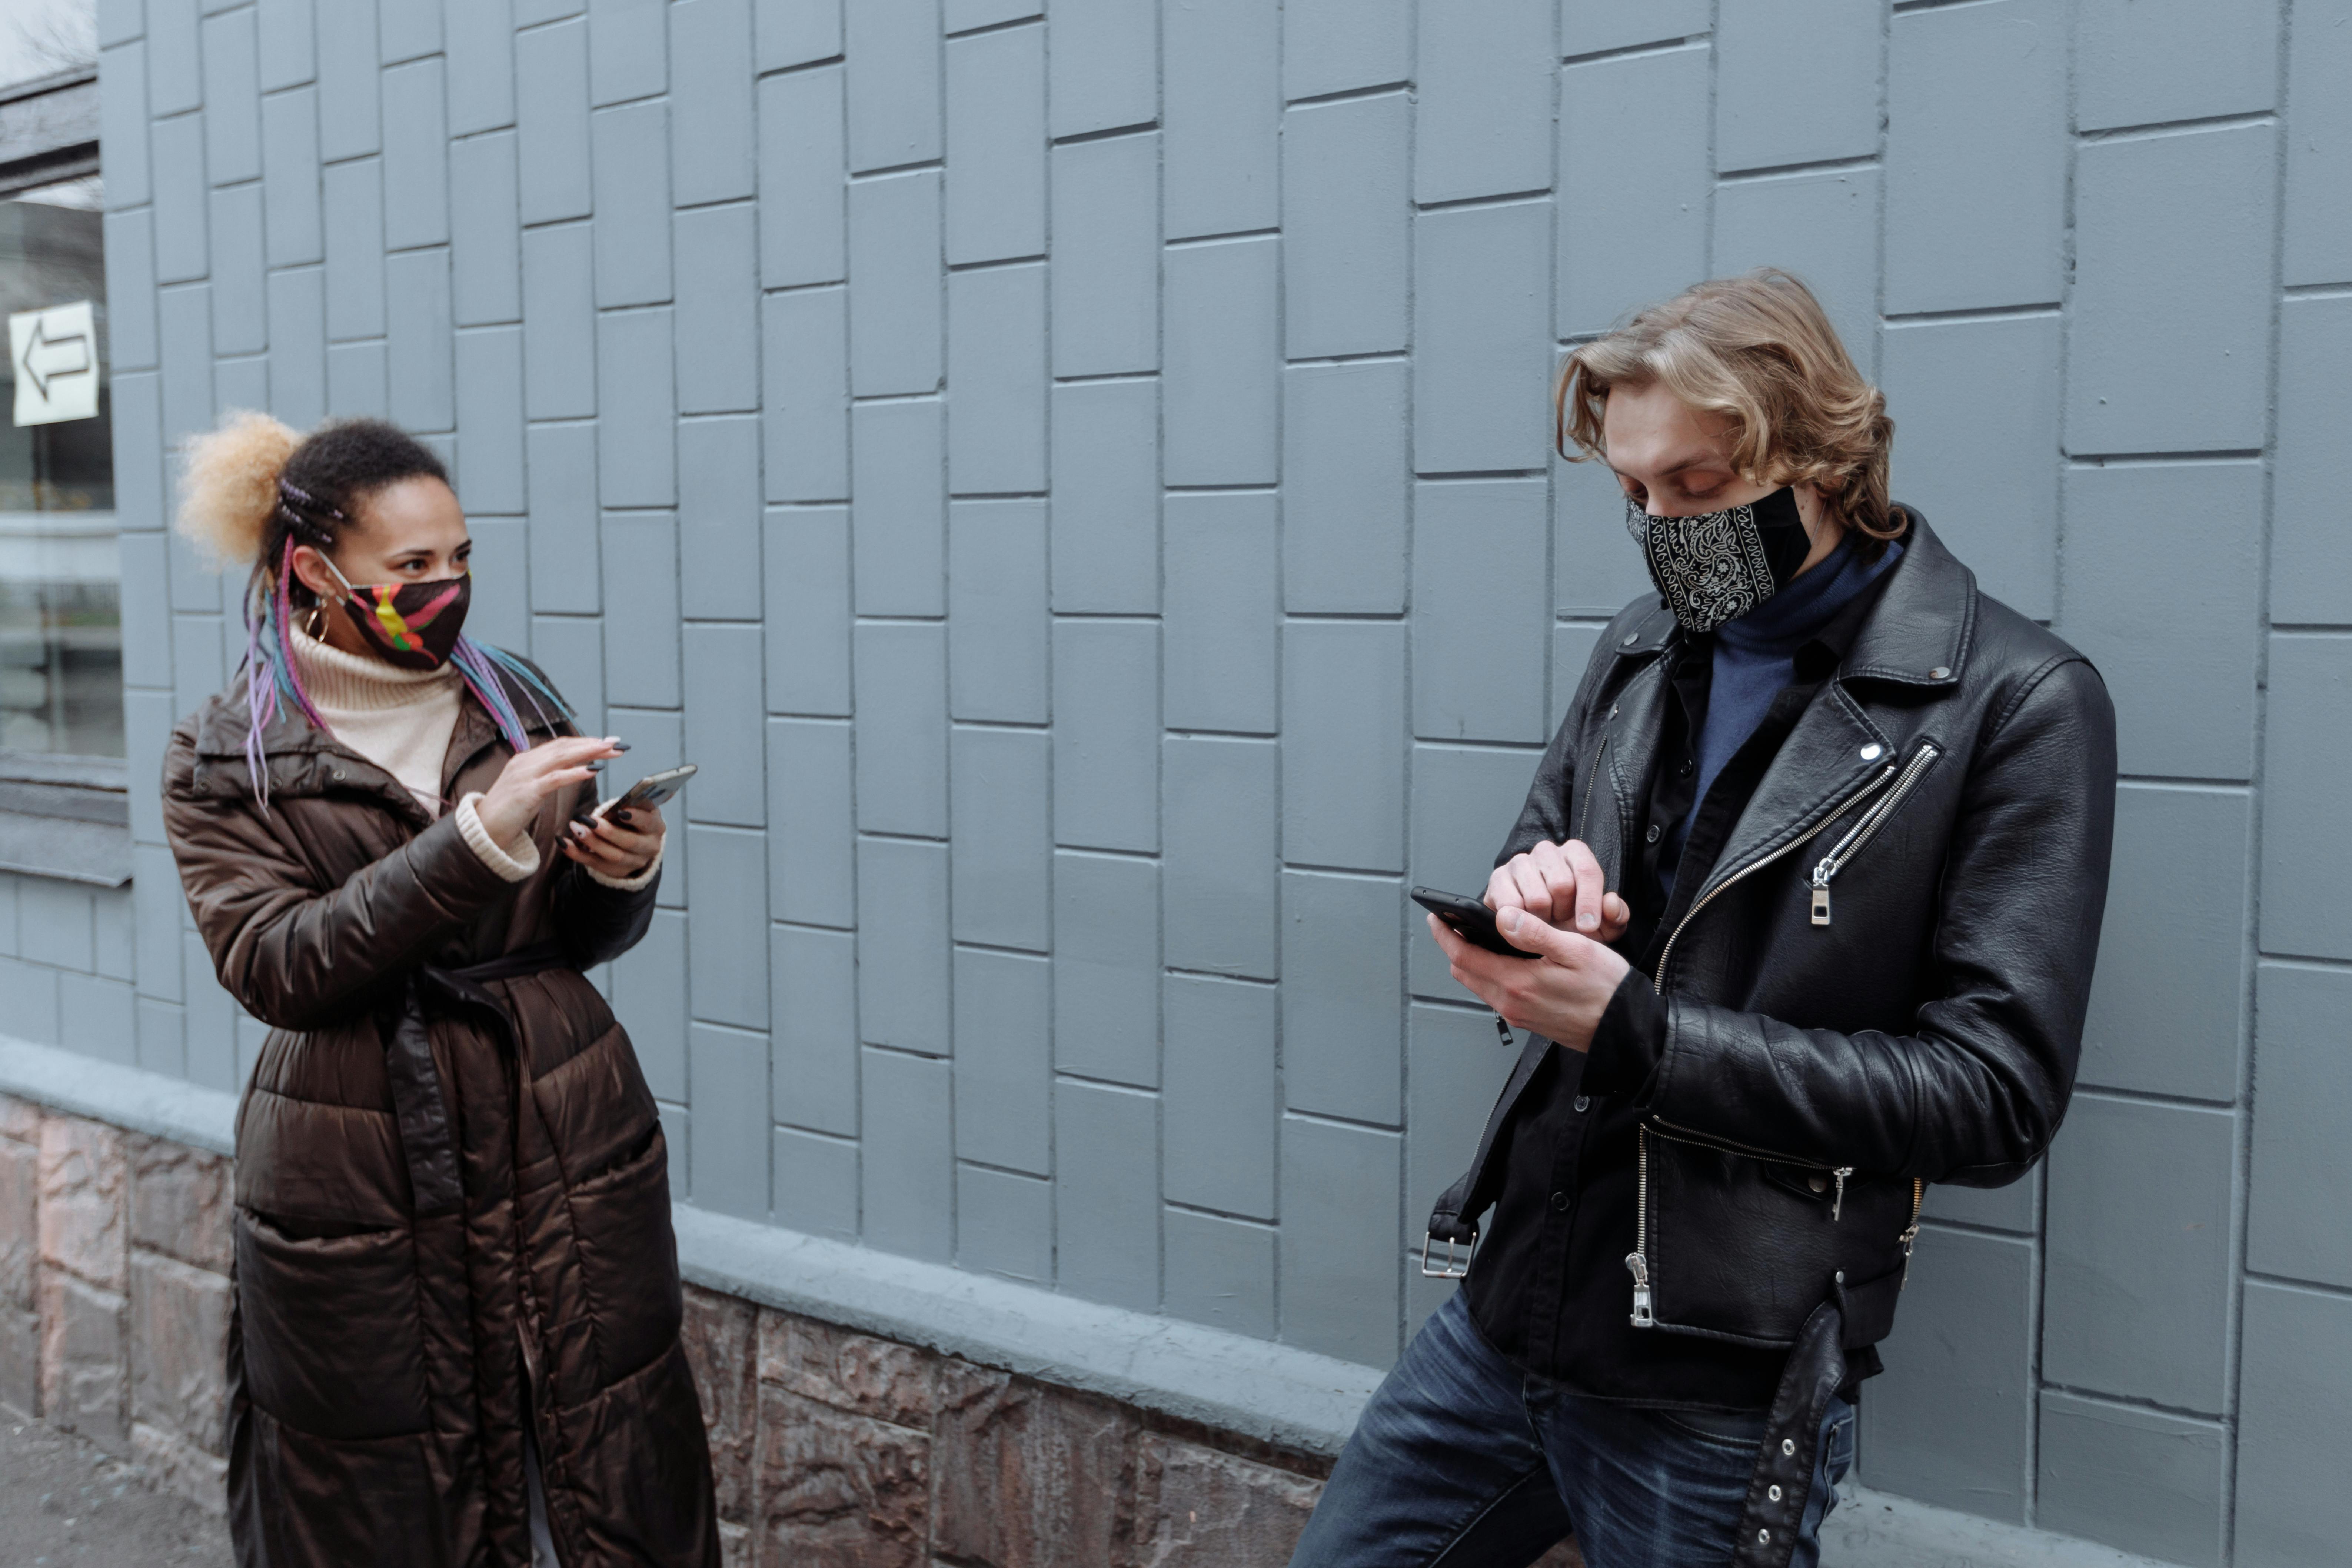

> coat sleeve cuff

[
  {"left": 456, "top": 792, "right": 541, "bottom": 884},
  {"left": 583, "top": 843, "right": 663, "bottom": 891},
  {"left": 1581, "top": 968, "right": 1670, "bottom": 1100}
]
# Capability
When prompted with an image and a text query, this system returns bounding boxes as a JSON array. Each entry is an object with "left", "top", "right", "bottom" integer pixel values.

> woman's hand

[
  {"left": 1428, "top": 907, "right": 1631, "bottom": 1052},
  {"left": 1486, "top": 839, "right": 1631, "bottom": 942},
  {"left": 563, "top": 802, "right": 665, "bottom": 881},
  {"left": 475, "top": 736, "right": 625, "bottom": 852}
]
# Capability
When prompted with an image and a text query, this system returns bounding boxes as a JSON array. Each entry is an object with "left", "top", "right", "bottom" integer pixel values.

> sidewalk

[{"left": 0, "top": 1409, "right": 230, "bottom": 1565}]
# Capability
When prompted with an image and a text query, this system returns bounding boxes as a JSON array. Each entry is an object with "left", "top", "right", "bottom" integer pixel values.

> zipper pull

[
  {"left": 1625, "top": 1252, "right": 1654, "bottom": 1328},
  {"left": 1832, "top": 1166, "right": 1853, "bottom": 1222},
  {"left": 1809, "top": 866, "right": 1832, "bottom": 926},
  {"left": 1899, "top": 1220, "right": 1921, "bottom": 1287}
]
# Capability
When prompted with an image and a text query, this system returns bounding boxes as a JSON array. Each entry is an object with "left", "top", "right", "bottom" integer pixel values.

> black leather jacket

[{"left": 1426, "top": 516, "right": 2116, "bottom": 1564}]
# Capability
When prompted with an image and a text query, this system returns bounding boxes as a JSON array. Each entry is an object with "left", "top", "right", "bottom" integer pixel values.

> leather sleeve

[
  {"left": 1496, "top": 703, "right": 1583, "bottom": 865},
  {"left": 1644, "top": 656, "right": 2118, "bottom": 1186},
  {"left": 1583, "top": 970, "right": 1669, "bottom": 1096},
  {"left": 549, "top": 855, "right": 660, "bottom": 971},
  {"left": 1494, "top": 624, "right": 1627, "bottom": 865},
  {"left": 162, "top": 731, "right": 520, "bottom": 1032}
]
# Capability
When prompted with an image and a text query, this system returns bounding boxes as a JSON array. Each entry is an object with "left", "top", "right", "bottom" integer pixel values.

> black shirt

[{"left": 1461, "top": 572, "right": 1894, "bottom": 1411}]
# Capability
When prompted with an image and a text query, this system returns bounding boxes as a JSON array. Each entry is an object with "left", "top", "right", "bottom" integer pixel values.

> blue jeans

[{"left": 1290, "top": 1293, "right": 1853, "bottom": 1568}]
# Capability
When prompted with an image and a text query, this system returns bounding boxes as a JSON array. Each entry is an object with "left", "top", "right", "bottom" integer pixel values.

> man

[{"left": 1288, "top": 271, "right": 2116, "bottom": 1568}]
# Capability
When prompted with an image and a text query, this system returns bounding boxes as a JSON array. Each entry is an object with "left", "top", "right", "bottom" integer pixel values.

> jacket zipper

[
  {"left": 1651, "top": 762, "right": 1900, "bottom": 991},
  {"left": 1647, "top": 1116, "right": 1858, "bottom": 1208},
  {"left": 1626, "top": 1129, "right": 1654, "bottom": 1328},
  {"left": 1807, "top": 744, "right": 1942, "bottom": 925},
  {"left": 1900, "top": 1179, "right": 1924, "bottom": 1286}
]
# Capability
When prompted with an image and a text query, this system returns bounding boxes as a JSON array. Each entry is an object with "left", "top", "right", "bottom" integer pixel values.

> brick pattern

[
  {"left": 0, "top": 1094, "right": 230, "bottom": 1514},
  {"left": 54, "top": 2, "right": 2352, "bottom": 1562}
]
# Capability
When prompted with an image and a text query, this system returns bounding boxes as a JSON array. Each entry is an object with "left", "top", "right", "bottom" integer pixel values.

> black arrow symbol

[{"left": 19, "top": 313, "right": 90, "bottom": 402}]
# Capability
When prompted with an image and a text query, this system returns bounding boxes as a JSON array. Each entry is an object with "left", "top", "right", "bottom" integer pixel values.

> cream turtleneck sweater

[
  {"left": 288, "top": 627, "right": 656, "bottom": 890},
  {"left": 291, "top": 626, "right": 466, "bottom": 812}
]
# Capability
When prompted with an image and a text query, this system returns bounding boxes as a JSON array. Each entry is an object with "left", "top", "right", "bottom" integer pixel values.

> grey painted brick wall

[{"left": 33, "top": 1, "right": 2351, "bottom": 1562}]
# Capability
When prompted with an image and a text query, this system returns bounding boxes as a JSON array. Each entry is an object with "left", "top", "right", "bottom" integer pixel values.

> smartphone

[
  {"left": 593, "top": 763, "right": 697, "bottom": 820},
  {"left": 1410, "top": 886, "right": 1539, "bottom": 960}
]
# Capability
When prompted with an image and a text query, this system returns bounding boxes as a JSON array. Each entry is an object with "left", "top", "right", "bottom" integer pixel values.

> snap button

[
  {"left": 1677, "top": 758, "right": 1693, "bottom": 776},
  {"left": 1859, "top": 743, "right": 1883, "bottom": 761},
  {"left": 1757, "top": 1529, "right": 1772, "bottom": 1545},
  {"left": 1621, "top": 633, "right": 1638, "bottom": 646},
  {"left": 1782, "top": 1439, "right": 1797, "bottom": 1456},
  {"left": 1768, "top": 1485, "right": 1783, "bottom": 1503},
  {"left": 1609, "top": 703, "right": 1620, "bottom": 719},
  {"left": 1929, "top": 665, "right": 1951, "bottom": 680},
  {"left": 1808, "top": 1175, "right": 1827, "bottom": 1194},
  {"left": 1645, "top": 823, "right": 1661, "bottom": 844},
  {"left": 1574, "top": 1095, "right": 1591, "bottom": 1113},
  {"left": 1550, "top": 1191, "right": 1570, "bottom": 1212},
  {"left": 1835, "top": 1269, "right": 1846, "bottom": 1284}
]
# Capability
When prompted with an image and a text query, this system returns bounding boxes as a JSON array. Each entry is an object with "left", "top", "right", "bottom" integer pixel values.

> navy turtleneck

[{"left": 1657, "top": 531, "right": 1903, "bottom": 895}]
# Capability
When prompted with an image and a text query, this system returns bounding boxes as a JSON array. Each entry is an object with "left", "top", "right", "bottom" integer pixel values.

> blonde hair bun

[{"left": 175, "top": 409, "right": 303, "bottom": 567}]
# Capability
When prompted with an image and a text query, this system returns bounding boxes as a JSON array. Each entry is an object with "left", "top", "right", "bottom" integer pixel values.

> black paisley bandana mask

[{"left": 1625, "top": 485, "right": 1813, "bottom": 633}]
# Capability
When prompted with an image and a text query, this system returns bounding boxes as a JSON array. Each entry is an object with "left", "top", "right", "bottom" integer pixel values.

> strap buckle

[{"left": 1420, "top": 1230, "right": 1475, "bottom": 1279}]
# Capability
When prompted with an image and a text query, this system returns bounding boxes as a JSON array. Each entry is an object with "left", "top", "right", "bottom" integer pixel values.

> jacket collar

[
  {"left": 1834, "top": 510, "right": 1974, "bottom": 690},
  {"left": 1593, "top": 508, "right": 1978, "bottom": 922},
  {"left": 187, "top": 660, "right": 565, "bottom": 819}
]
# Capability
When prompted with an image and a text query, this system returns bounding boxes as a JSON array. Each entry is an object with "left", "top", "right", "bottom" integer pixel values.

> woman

[{"left": 164, "top": 412, "right": 720, "bottom": 1566}]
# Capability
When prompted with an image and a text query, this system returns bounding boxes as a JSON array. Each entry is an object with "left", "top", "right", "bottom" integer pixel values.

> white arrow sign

[{"left": 10, "top": 301, "right": 98, "bottom": 427}]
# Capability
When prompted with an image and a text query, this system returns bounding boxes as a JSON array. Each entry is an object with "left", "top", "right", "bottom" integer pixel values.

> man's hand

[
  {"left": 1486, "top": 839, "right": 1630, "bottom": 942},
  {"left": 1428, "top": 906, "right": 1631, "bottom": 1053},
  {"left": 563, "top": 802, "right": 665, "bottom": 880},
  {"left": 475, "top": 736, "right": 625, "bottom": 851}
]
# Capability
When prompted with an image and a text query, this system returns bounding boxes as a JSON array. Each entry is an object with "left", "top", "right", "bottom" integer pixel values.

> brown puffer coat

[{"left": 163, "top": 666, "right": 719, "bottom": 1567}]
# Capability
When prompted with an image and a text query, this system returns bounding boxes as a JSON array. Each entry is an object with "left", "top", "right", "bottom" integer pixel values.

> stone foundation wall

[
  {"left": 680, "top": 1287, "right": 1342, "bottom": 1567},
  {"left": 0, "top": 1092, "right": 234, "bottom": 1505},
  {"left": 1, "top": 1092, "right": 1582, "bottom": 1566}
]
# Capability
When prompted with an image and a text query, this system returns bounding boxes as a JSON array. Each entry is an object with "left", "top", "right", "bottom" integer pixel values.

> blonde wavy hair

[{"left": 1556, "top": 270, "right": 1903, "bottom": 548}]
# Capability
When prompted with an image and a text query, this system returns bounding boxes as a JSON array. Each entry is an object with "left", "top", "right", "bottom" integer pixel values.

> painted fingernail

[
  {"left": 613, "top": 810, "right": 636, "bottom": 827},
  {"left": 612, "top": 740, "right": 632, "bottom": 752},
  {"left": 586, "top": 761, "right": 606, "bottom": 773}
]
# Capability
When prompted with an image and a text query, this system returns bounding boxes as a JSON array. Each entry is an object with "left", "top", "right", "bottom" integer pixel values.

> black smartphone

[
  {"left": 593, "top": 763, "right": 697, "bottom": 820},
  {"left": 1410, "top": 886, "right": 1539, "bottom": 960}
]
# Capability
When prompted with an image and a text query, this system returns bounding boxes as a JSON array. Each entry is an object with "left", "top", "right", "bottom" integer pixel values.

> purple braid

[{"left": 236, "top": 537, "right": 337, "bottom": 807}]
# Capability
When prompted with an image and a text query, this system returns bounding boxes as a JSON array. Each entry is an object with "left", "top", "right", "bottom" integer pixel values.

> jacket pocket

[
  {"left": 235, "top": 1207, "right": 430, "bottom": 1439},
  {"left": 568, "top": 1121, "right": 683, "bottom": 1386},
  {"left": 1634, "top": 1126, "right": 1916, "bottom": 1349}
]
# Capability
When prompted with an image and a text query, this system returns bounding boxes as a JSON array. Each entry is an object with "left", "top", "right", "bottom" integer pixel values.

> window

[
  {"left": 0, "top": 38, "right": 126, "bottom": 888},
  {"left": 0, "top": 172, "right": 117, "bottom": 759}
]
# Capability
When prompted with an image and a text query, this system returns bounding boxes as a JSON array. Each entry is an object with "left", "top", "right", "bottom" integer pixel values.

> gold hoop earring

[{"left": 305, "top": 604, "right": 327, "bottom": 640}]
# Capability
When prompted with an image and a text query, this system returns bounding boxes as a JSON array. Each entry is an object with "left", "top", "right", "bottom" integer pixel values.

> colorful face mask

[
  {"left": 1624, "top": 485, "right": 1812, "bottom": 633},
  {"left": 316, "top": 556, "right": 473, "bottom": 670}
]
